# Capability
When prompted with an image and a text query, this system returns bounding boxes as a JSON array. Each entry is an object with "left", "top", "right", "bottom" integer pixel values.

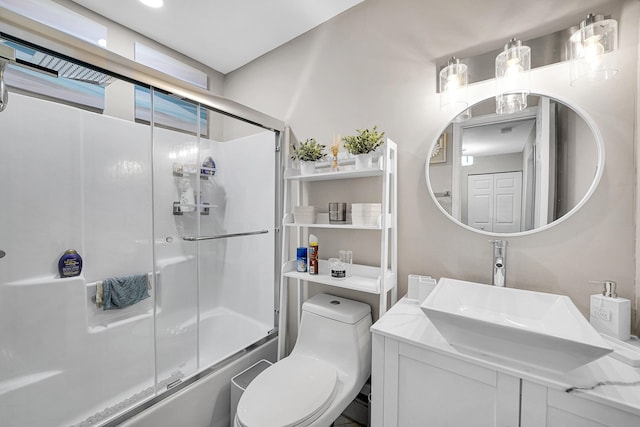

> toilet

[{"left": 235, "top": 293, "right": 372, "bottom": 427}]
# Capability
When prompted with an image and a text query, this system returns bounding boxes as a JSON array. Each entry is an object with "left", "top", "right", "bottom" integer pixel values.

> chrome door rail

[{"left": 182, "top": 230, "right": 269, "bottom": 241}]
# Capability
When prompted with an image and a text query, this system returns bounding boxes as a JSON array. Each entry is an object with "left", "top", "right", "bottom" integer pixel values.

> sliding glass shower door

[
  {"left": 150, "top": 92, "right": 279, "bottom": 391},
  {"left": 0, "top": 34, "right": 280, "bottom": 426}
]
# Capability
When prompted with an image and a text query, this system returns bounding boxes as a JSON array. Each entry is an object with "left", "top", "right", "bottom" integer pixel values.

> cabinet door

[
  {"left": 373, "top": 337, "right": 520, "bottom": 427},
  {"left": 521, "top": 380, "right": 640, "bottom": 427}
]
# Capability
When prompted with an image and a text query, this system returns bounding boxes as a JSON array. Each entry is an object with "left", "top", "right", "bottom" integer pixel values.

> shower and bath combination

[{"left": 0, "top": 31, "right": 284, "bottom": 427}]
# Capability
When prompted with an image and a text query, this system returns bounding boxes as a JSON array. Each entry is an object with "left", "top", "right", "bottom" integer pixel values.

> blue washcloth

[{"left": 102, "top": 274, "right": 150, "bottom": 310}]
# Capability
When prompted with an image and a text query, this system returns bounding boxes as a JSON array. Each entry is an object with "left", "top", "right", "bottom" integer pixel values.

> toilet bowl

[{"left": 235, "top": 293, "right": 372, "bottom": 427}]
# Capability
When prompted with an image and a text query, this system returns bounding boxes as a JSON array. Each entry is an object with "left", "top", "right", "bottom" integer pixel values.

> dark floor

[{"left": 332, "top": 414, "right": 366, "bottom": 427}]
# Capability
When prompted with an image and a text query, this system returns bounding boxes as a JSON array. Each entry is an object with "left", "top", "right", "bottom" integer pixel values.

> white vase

[
  {"left": 300, "top": 161, "right": 316, "bottom": 175},
  {"left": 355, "top": 153, "right": 373, "bottom": 169}
]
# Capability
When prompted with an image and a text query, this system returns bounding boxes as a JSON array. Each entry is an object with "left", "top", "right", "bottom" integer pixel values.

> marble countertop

[{"left": 371, "top": 297, "right": 640, "bottom": 416}]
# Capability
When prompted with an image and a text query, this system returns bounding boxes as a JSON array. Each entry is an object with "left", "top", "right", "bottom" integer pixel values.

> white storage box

[{"left": 294, "top": 206, "right": 318, "bottom": 224}]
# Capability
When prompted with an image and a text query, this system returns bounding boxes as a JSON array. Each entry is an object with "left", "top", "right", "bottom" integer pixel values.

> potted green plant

[
  {"left": 342, "top": 126, "right": 385, "bottom": 168},
  {"left": 290, "top": 138, "right": 327, "bottom": 174}
]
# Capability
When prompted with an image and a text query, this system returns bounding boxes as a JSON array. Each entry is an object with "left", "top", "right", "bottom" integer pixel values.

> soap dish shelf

[
  {"left": 172, "top": 163, "right": 216, "bottom": 180},
  {"left": 173, "top": 201, "right": 212, "bottom": 215}
]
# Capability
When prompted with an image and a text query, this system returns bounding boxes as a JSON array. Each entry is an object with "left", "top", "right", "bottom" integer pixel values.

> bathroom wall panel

[
  {"left": 212, "top": 132, "right": 275, "bottom": 324},
  {"left": 195, "top": 138, "right": 225, "bottom": 316},
  {"left": 0, "top": 93, "right": 158, "bottom": 426},
  {"left": 0, "top": 93, "right": 82, "bottom": 282},
  {"left": 152, "top": 121, "right": 199, "bottom": 380},
  {"left": 81, "top": 111, "right": 153, "bottom": 282},
  {"left": 152, "top": 126, "right": 199, "bottom": 260}
]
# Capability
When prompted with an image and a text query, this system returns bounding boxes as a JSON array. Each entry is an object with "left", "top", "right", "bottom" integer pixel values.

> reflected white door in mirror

[{"left": 426, "top": 94, "right": 604, "bottom": 236}]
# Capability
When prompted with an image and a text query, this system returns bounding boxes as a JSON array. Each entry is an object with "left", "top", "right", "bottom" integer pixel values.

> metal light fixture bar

[{"left": 435, "top": 17, "right": 612, "bottom": 92}]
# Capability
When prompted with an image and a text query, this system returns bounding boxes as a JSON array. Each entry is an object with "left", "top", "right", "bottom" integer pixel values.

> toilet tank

[{"left": 292, "top": 293, "right": 372, "bottom": 382}]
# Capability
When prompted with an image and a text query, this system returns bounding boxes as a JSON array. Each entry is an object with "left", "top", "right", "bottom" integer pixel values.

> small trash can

[{"left": 230, "top": 359, "right": 273, "bottom": 424}]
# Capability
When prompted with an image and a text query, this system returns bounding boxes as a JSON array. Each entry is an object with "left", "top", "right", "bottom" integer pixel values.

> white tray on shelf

[
  {"left": 282, "top": 259, "right": 395, "bottom": 294},
  {"left": 282, "top": 212, "right": 391, "bottom": 230},
  {"left": 284, "top": 166, "right": 383, "bottom": 182}
]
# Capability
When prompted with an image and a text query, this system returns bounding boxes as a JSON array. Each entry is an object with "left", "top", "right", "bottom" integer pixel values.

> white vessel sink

[{"left": 421, "top": 278, "right": 612, "bottom": 373}]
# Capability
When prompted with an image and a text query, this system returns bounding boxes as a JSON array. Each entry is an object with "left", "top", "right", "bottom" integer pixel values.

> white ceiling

[
  {"left": 463, "top": 119, "right": 536, "bottom": 157},
  {"left": 70, "top": 0, "right": 364, "bottom": 74}
]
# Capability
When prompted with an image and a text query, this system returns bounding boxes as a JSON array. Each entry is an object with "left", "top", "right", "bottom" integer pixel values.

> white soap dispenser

[{"left": 590, "top": 280, "right": 631, "bottom": 341}]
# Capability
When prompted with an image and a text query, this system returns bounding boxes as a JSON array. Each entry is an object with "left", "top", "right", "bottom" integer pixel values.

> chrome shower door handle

[{"left": 182, "top": 230, "right": 269, "bottom": 241}]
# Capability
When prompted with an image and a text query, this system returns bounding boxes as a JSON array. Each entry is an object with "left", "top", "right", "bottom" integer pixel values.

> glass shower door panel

[
  {"left": 0, "top": 77, "right": 155, "bottom": 426},
  {"left": 197, "top": 233, "right": 276, "bottom": 368},
  {"left": 152, "top": 91, "right": 200, "bottom": 386},
  {"left": 197, "top": 122, "right": 277, "bottom": 369}
]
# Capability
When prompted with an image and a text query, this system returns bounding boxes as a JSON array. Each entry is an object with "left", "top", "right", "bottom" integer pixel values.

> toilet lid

[{"left": 236, "top": 356, "right": 338, "bottom": 427}]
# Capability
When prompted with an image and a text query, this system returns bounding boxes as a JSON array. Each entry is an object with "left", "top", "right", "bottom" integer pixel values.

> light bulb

[
  {"left": 504, "top": 59, "right": 524, "bottom": 90},
  {"left": 446, "top": 74, "right": 461, "bottom": 91},
  {"left": 582, "top": 35, "right": 605, "bottom": 71}
]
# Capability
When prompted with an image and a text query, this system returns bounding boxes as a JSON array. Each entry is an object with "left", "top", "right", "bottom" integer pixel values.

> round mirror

[{"left": 426, "top": 94, "right": 604, "bottom": 236}]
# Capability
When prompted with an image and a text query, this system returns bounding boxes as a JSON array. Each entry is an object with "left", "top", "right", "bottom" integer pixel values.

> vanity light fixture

[
  {"left": 495, "top": 38, "right": 530, "bottom": 115},
  {"left": 569, "top": 13, "right": 618, "bottom": 85},
  {"left": 439, "top": 57, "right": 468, "bottom": 115},
  {"left": 139, "top": 0, "right": 164, "bottom": 8}
]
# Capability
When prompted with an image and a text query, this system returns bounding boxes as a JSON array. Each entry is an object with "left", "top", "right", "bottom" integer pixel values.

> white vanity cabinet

[
  {"left": 371, "top": 298, "right": 640, "bottom": 427},
  {"left": 372, "top": 334, "right": 520, "bottom": 427},
  {"left": 521, "top": 381, "right": 640, "bottom": 427}
]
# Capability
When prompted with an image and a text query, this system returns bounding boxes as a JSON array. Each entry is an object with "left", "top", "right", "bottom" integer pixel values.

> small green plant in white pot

[
  {"left": 290, "top": 138, "right": 327, "bottom": 174},
  {"left": 342, "top": 126, "right": 385, "bottom": 169}
]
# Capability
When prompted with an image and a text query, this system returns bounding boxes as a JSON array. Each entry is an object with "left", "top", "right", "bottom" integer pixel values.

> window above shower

[
  {"left": 1, "top": 0, "right": 210, "bottom": 135},
  {"left": 1, "top": 39, "right": 111, "bottom": 111},
  {"left": 1, "top": 36, "right": 211, "bottom": 135}
]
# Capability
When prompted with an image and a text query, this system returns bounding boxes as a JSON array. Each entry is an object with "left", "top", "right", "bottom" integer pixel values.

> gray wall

[
  {"left": 557, "top": 104, "right": 599, "bottom": 217},
  {"left": 224, "top": 0, "right": 639, "bottom": 335}
]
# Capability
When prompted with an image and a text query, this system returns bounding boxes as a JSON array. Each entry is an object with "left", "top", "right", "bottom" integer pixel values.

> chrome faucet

[{"left": 489, "top": 240, "right": 507, "bottom": 287}]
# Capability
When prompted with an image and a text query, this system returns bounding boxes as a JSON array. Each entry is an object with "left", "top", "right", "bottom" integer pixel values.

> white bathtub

[
  {"left": 0, "top": 254, "right": 275, "bottom": 427},
  {"left": 116, "top": 338, "right": 277, "bottom": 427}
]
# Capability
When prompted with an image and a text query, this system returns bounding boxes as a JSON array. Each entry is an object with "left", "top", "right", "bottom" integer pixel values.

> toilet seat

[{"left": 236, "top": 356, "right": 338, "bottom": 427}]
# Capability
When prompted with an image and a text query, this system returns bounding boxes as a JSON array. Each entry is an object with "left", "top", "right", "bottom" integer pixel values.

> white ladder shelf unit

[{"left": 278, "top": 138, "right": 397, "bottom": 359}]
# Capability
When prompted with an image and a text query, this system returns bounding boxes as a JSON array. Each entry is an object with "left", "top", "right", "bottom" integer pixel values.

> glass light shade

[
  {"left": 440, "top": 57, "right": 468, "bottom": 113},
  {"left": 569, "top": 14, "right": 618, "bottom": 85},
  {"left": 495, "top": 39, "right": 530, "bottom": 114}
]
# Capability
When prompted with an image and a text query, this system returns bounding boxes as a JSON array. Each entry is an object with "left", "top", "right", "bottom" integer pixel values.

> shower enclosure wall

[{"left": 0, "top": 26, "right": 283, "bottom": 427}]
